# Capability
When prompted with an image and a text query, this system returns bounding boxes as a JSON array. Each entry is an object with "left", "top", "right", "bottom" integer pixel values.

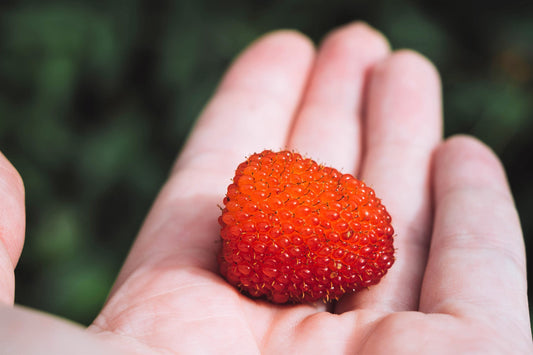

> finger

[
  {"left": 174, "top": 30, "right": 315, "bottom": 180},
  {"left": 0, "top": 305, "right": 127, "bottom": 354},
  {"left": 115, "top": 31, "right": 315, "bottom": 285},
  {"left": 337, "top": 51, "right": 442, "bottom": 313},
  {"left": 287, "top": 22, "right": 389, "bottom": 172},
  {"left": 0, "top": 153, "right": 25, "bottom": 305},
  {"left": 420, "top": 136, "right": 530, "bottom": 333}
]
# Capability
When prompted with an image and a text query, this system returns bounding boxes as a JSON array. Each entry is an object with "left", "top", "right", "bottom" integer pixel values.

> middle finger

[
  {"left": 287, "top": 22, "right": 390, "bottom": 171},
  {"left": 337, "top": 51, "right": 443, "bottom": 313}
]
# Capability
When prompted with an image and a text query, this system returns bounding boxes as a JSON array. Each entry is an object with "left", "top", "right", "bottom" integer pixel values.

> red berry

[{"left": 218, "top": 150, "right": 395, "bottom": 303}]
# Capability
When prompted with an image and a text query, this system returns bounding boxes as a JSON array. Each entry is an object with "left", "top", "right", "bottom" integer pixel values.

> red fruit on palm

[{"left": 218, "top": 150, "right": 395, "bottom": 303}]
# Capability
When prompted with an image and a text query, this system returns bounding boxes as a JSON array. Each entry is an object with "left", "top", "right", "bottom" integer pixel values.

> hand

[{"left": 1, "top": 22, "right": 531, "bottom": 354}]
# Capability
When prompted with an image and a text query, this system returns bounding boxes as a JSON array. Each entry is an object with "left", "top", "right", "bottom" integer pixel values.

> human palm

[{"left": 1, "top": 23, "right": 531, "bottom": 354}]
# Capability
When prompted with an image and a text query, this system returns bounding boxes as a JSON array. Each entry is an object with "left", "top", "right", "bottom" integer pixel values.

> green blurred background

[{"left": 0, "top": 0, "right": 532, "bottom": 326}]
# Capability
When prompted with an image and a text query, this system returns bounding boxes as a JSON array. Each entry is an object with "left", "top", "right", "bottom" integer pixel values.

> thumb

[{"left": 0, "top": 152, "right": 25, "bottom": 304}]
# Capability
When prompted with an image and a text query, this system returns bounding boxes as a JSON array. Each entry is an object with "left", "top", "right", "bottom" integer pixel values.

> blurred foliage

[{"left": 0, "top": 0, "right": 531, "bottom": 326}]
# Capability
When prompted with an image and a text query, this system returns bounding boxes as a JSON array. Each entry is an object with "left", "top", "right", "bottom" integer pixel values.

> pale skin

[{"left": 0, "top": 22, "right": 531, "bottom": 354}]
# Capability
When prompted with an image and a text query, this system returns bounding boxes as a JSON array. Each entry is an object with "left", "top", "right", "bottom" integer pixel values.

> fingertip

[
  {"left": 0, "top": 152, "right": 25, "bottom": 304},
  {"left": 260, "top": 28, "right": 315, "bottom": 53},
  {"left": 433, "top": 135, "right": 509, "bottom": 200},
  {"left": 246, "top": 28, "right": 316, "bottom": 66},
  {"left": 436, "top": 134, "right": 499, "bottom": 161},
  {"left": 0, "top": 152, "right": 24, "bottom": 196},
  {"left": 215, "top": 28, "right": 315, "bottom": 101},
  {"left": 320, "top": 21, "right": 391, "bottom": 55},
  {"left": 225, "top": 28, "right": 315, "bottom": 73},
  {"left": 0, "top": 152, "right": 25, "bottom": 266},
  {"left": 373, "top": 49, "right": 441, "bottom": 98},
  {"left": 364, "top": 48, "right": 443, "bottom": 147},
  {"left": 392, "top": 49, "right": 438, "bottom": 72}
]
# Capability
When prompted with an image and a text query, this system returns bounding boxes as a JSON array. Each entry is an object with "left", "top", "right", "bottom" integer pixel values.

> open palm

[{"left": 1, "top": 23, "right": 531, "bottom": 354}]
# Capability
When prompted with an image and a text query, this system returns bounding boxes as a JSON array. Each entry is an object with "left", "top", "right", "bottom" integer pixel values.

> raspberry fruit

[{"left": 218, "top": 150, "right": 395, "bottom": 303}]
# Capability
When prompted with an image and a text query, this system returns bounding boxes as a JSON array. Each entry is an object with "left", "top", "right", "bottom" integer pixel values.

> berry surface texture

[{"left": 218, "top": 150, "right": 395, "bottom": 304}]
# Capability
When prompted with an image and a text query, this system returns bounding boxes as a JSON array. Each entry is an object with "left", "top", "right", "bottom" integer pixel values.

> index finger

[{"left": 113, "top": 31, "right": 315, "bottom": 285}]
